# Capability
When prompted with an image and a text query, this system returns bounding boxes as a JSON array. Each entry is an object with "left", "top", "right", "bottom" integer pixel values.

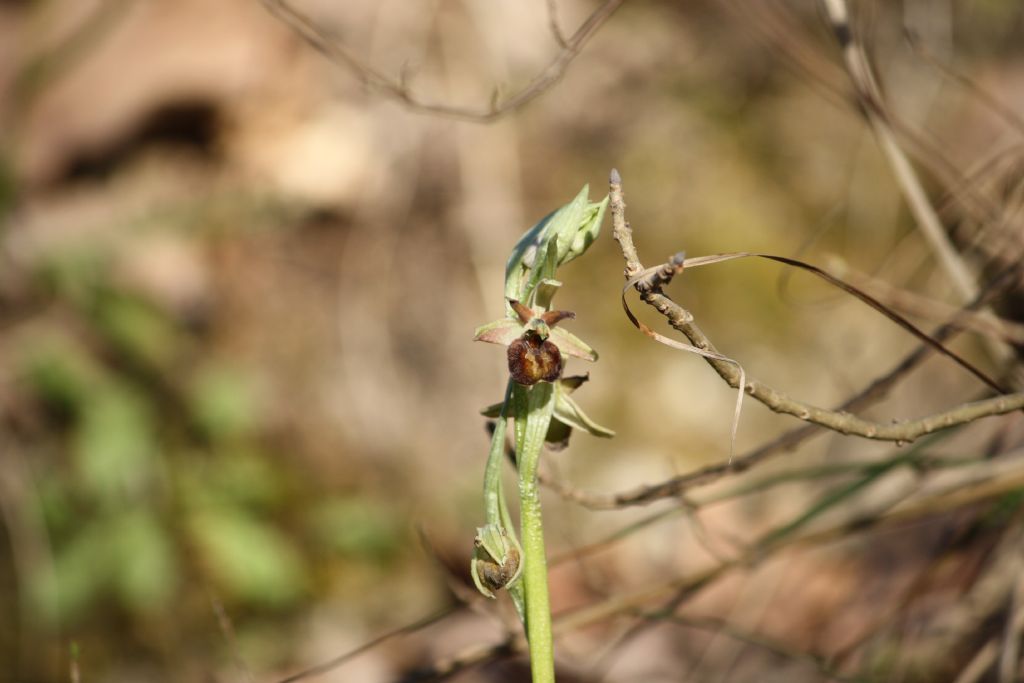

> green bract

[{"left": 504, "top": 186, "right": 609, "bottom": 306}]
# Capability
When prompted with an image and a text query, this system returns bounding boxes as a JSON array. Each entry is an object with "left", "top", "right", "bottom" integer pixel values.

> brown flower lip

[{"left": 507, "top": 331, "right": 563, "bottom": 385}]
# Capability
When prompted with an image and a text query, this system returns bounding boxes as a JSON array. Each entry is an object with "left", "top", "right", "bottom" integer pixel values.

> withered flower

[
  {"left": 507, "top": 331, "right": 562, "bottom": 385},
  {"left": 471, "top": 524, "right": 522, "bottom": 598}
]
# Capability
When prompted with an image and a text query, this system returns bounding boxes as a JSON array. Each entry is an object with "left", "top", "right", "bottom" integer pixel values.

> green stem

[
  {"left": 483, "top": 381, "right": 515, "bottom": 525},
  {"left": 514, "top": 382, "right": 556, "bottom": 683}
]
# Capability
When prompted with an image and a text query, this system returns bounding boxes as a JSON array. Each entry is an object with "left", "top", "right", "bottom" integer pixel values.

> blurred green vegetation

[{"left": 7, "top": 214, "right": 410, "bottom": 673}]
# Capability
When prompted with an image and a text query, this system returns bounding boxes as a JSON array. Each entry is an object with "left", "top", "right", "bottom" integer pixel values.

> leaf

[
  {"left": 189, "top": 363, "right": 259, "bottom": 440},
  {"left": 113, "top": 510, "right": 178, "bottom": 613},
  {"left": 190, "top": 510, "right": 307, "bottom": 607},
  {"left": 305, "top": 497, "right": 402, "bottom": 561},
  {"left": 28, "top": 518, "right": 113, "bottom": 625},
  {"left": 19, "top": 336, "right": 104, "bottom": 415},
  {"left": 74, "top": 386, "right": 156, "bottom": 500},
  {"left": 93, "top": 291, "right": 178, "bottom": 368}
]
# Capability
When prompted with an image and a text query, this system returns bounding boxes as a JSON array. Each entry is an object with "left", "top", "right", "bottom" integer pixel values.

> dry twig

[
  {"left": 589, "top": 169, "right": 1024, "bottom": 509},
  {"left": 819, "top": 0, "right": 978, "bottom": 303},
  {"left": 259, "top": 0, "right": 623, "bottom": 122},
  {"left": 818, "top": 0, "right": 1023, "bottom": 380}
]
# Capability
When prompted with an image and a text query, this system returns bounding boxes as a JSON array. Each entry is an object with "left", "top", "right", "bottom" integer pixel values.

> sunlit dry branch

[
  {"left": 208, "top": 590, "right": 255, "bottom": 683},
  {"left": 611, "top": 170, "right": 1022, "bottom": 437},
  {"left": 955, "top": 640, "right": 1001, "bottom": 683},
  {"left": 220, "top": 393, "right": 1024, "bottom": 681},
  {"left": 259, "top": 0, "right": 623, "bottom": 122},
  {"left": 906, "top": 31, "right": 1024, "bottom": 141},
  {"left": 892, "top": 520, "right": 1024, "bottom": 681},
  {"left": 828, "top": 260, "right": 1024, "bottom": 345},
  {"left": 818, "top": 0, "right": 1024, "bottom": 381},
  {"left": 278, "top": 609, "right": 459, "bottom": 683},
  {"left": 543, "top": 0, "right": 569, "bottom": 49},
  {"left": 543, "top": 258, "right": 1024, "bottom": 510},
  {"left": 534, "top": 457, "right": 1024, "bottom": 676},
  {"left": 999, "top": 575, "right": 1024, "bottom": 683},
  {"left": 647, "top": 614, "right": 858, "bottom": 683},
  {"left": 728, "top": 0, "right": 1021, "bottom": 253}
]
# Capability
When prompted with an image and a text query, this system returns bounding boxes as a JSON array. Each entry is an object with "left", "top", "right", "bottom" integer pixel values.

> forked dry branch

[
  {"left": 259, "top": 0, "right": 623, "bottom": 122},
  {"left": 548, "top": 169, "right": 1024, "bottom": 512}
]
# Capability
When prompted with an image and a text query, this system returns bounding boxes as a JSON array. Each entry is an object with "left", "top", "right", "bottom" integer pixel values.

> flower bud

[{"left": 474, "top": 546, "right": 521, "bottom": 594}]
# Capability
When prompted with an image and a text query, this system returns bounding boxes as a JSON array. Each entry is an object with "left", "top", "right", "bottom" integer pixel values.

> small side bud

[
  {"left": 474, "top": 547, "right": 521, "bottom": 595},
  {"left": 471, "top": 525, "right": 523, "bottom": 598}
]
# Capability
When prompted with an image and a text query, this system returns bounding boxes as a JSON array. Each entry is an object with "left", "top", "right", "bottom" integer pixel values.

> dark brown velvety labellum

[{"left": 507, "top": 331, "right": 563, "bottom": 385}]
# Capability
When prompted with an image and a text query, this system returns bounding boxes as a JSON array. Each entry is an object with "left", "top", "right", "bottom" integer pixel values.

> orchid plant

[{"left": 471, "top": 186, "right": 613, "bottom": 682}]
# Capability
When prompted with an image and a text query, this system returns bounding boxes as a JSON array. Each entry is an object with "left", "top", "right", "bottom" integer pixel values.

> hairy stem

[{"left": 515, "top": 382, "right": 556, "bottom": 682}]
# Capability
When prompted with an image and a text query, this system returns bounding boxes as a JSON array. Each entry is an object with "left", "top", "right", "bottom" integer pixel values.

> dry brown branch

[
  {"left": 208, "top": 590, "right": 255, "bottom": 683},
  {"left": 650, "top": 614, "right": 860, "bottom": 682},
  {"left": 729, "top": 1, "right": 1018, "bottom": 244},
  {"left": 544, "top": 0, "right": 569, "bottom": 49},
  {"left": 391, "top": 639, "right": 518, "bottom": 683},
  {"left": 259, "top": 0, "right": 623, "bottom": 122},
  {"left": 610, "top": 170, "right": 1021, "bottom": 439},
  {"left": 829, "top": 260, "right": 1024, "bottom": 345},
  {"left": 544, "top": 258, "right": 1023, "bottom": 510},
  {"left": 1000, "top": 573, "right": 1024, "bottom": 683},
  {"left": 818, "top": 0, "right": 1024, "bottom": 389},
  {"left": 954, "top": 639, "right": 1000, "bottom": 683},
  {"left": 906, "top": 31, "right": 1024, "bottom": 141},
  {"left": 407, "top": 452, "right": 1024, "bottom": 680},
  {"left": 551, "top": 454, "right": 1024, "bottom": 651},
  {"left": 278, "top": 609, "right": 458, "bottom": 683},
  {"left": 593, "top": 169, "right": 1024, "bottom": 506},
  {"left": 819, "top": 0, "right": 980, "bottom": 304}
]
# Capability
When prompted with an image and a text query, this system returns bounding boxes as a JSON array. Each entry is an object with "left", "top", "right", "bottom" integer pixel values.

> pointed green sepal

[
  {"left": 549, "top": 326, "right": 598, "bottom": 361},
  {"left": 554, "top": 385, "right": 615, "bottom": 438},
  {"left": 473, "top": 318, "right": 525, "bottom": 346}
]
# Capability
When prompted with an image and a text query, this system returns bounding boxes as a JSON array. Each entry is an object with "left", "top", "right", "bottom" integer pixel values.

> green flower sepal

[{"left": 474, "top": 298, "right": 597, "bottom": 386}]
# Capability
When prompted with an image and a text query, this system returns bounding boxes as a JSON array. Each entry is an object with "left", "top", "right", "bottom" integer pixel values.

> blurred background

[{"left": 2, "top": 0, "right": 1024, "bottom": 681}]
